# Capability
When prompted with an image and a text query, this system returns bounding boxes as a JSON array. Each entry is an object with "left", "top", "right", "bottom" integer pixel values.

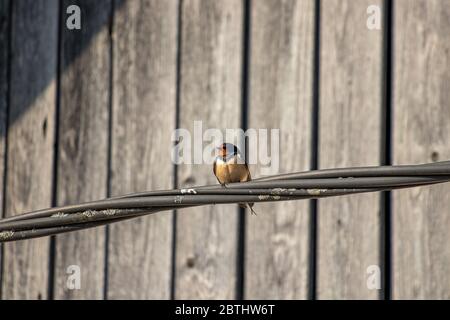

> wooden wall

[{"left": 0, "top": 0, "right": 449, "bottom": 299}]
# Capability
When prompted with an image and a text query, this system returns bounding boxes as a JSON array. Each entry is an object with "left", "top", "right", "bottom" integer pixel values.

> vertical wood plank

[
  {"left": 107, "top": 0, "right": 178, "bottom": 299},
  {"left": 0, "top": 0, "right": 9, "bottom": 214},
  {"left": 393, "top": 0, "right": 450, "bottom": 299},
  {"left": 0, "top": 0, "right": 10, "bottom": 294},
  {"left": 244, "top": 0, "right": 315, "bottom": 299},
  {"left": 2, "top": 0, "right": 58, "bottom": 299},
  {"left": 317, "top": 0, "right": 383, "bottom": 299},
  {"left": 174, "top": 0, "right": 242, "bottom": 299},
  {"left": 53, "top": 0, "right": 111, "bottom": 299}
]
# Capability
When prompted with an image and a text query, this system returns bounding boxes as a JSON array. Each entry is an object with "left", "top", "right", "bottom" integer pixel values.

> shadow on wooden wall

[{"left": 0, "top": 0, "right": 449, "bottom": 300}]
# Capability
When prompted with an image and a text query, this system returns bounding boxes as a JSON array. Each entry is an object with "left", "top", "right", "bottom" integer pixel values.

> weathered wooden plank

[
  {"left": 2, "top": 0, "right": 58, "bottom": 299},
  {"left": 107, "top": 0, "right": 178, "bottom": 299},
  {"left": 392, "top": 0, "right": 450, "bottom": 299},
  {"left": 0, "top": 0, "right": 10, "bottom": 294},
  {"left": 244, "top": 0, "right": 314, "bottom": 299},
  {"left": 53, "top": 0, "right": 111, "bottom": 299},
  {"left": 317, "top": 0, "right": 383, "bottom": 299},
  {"left": 174, "top": 0, "right": 242, "bottom": 299},
  {"left": 0, "top": 0, "right": 9, "bottom": 212}
]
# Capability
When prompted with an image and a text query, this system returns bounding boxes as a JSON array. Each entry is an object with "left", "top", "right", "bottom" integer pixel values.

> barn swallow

[{"left": 213, "top": 143, "right": 256, "bottom": 214}]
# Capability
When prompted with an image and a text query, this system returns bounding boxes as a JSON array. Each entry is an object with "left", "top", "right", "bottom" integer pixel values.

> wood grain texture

[
  {"left": 107, "top": 0, "right": 178, "bottom": 299},
  {"left": 0, "top": 0, "right": 9, "bottom": 216},
  {"left": 0, "top": 0, "right": 9, "bottom": 294},
  {"left": 317, "top": 0, "right": 382, "bottom": 299},
  {"left": 2, "top": 0, "right": 58, "bottom": 299},
  {"left": 244, "top": 0, "right": 314, "bottom": 299},
  {"left": 174, "top": 0, "right": 242, "bottom": 299},
  {"left": 53, "top": 0, "right": 111, "bottom": 299},
  {"left": 392, "top": 0, "right": 450, "bottom": 299}
]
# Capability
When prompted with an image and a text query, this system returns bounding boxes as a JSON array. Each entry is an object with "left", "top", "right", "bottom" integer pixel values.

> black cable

[{"left": 0, "top": 161, "right": 449, "bottom": 242}]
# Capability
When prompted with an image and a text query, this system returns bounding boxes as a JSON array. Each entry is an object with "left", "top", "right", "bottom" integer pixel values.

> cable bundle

[{"left": 0, "top": 161, "right": 449, "bottom": 242}]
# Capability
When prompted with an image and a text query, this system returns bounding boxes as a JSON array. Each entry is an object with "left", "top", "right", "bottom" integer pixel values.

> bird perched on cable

[{"left": 213, "top": 143, "right": 256, "bottom": 214}]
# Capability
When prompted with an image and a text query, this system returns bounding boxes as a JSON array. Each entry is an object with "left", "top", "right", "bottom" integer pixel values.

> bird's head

[{"left": 217, "top": 143, "right": 238, "bottom": 158}]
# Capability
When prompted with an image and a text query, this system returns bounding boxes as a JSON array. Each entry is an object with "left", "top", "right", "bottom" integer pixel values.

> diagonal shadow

[
  {"left": 3, "top": 0, "right": 125, "bottom": 132},
  {"left": 0, "top": 0, "right": 126, "bottom": 300}
]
